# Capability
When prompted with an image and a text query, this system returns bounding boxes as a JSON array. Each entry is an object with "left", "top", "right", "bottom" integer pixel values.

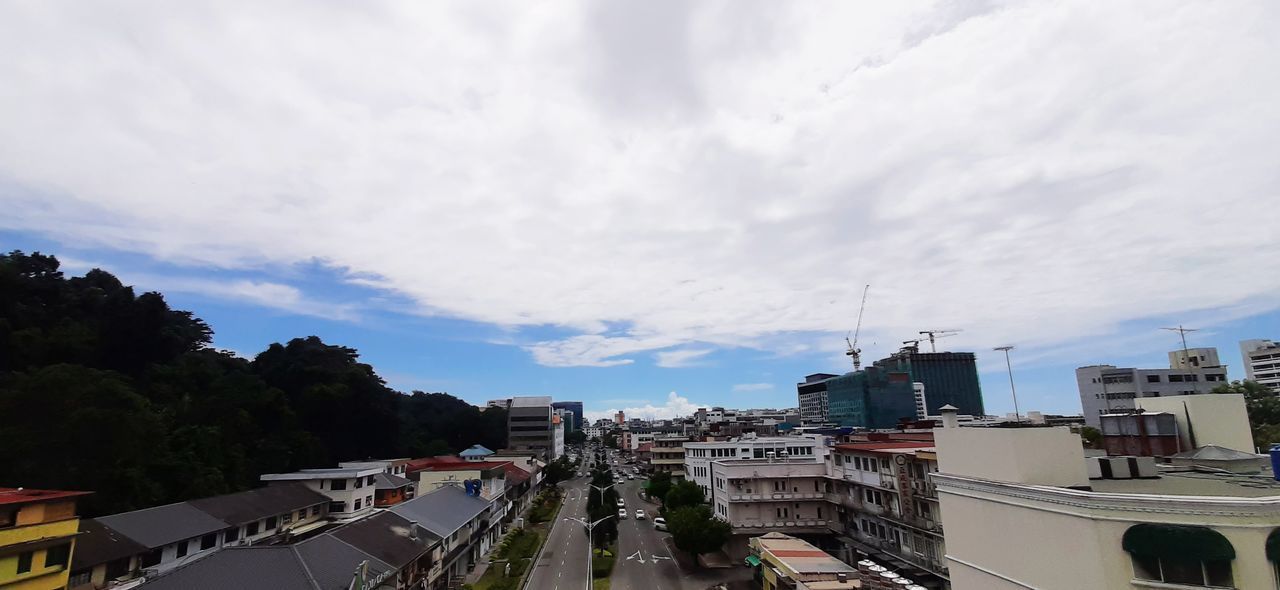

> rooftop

[
  {"left": 97, "top": 502, "right": 229, "bottom": 549},
  {"left": 834, "top": 442, "right": 936, "bottom": 455},
  {"left": 374, "top": 472, "right": 413, "bottom": 490},
  {"left": 72, "top": 518, "right": 149, "bottom": 570},
  {"left": 459, "top": 445, "right": 495, "bottom": 458},
  {"left": 188, "top": 483, "right": 329, "bottom": 525},
  {"left": 0, "top": 487, "right": 91, "bottom": 506},
  {"left": 755, "top": 532, "right": 856, "bottom": 576},
  {"left": 260, "top": 466, "right": 384, "bottom": 481},
  {"left": 416, "top": 461, "right": 511, "bottom": 472},
  {"left": 1089, "top": 467, "right": 1280, "bottom": 498},
  {"left": 510, "top": 396, "right": 553, "bottom": 407},
  {"left": 389, "top": 485, "right": 489, "bottom": 537}
]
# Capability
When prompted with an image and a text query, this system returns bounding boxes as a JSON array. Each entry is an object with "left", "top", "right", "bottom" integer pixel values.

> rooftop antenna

[
  {"left": 846, "top": 285, "right": 871, "bottom": 370},
  {"left": 1161, "top": 325, "right": 1201, "bottom": 394},
  {"left": 918, "top": 329, "right": 962, "bottom": 353}
]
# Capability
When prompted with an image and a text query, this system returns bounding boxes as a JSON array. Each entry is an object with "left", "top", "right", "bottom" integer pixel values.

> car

[
  {"left": 616, "top": 498, "right": 625, "bottom": 508},
  {"left": 634, "top": 509, "right": 646, "bottom": 520},
  {"left": 617, "top": 509, "right": 627, "bottom": 519},
  {"left": 652, "top": 517, "right": 667, "bottom": 531}
]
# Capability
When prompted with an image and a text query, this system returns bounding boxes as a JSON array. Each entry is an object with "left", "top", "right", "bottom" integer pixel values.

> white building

[
  {"left": 932, "top": 406, "right": 1280, "bottom": 590},
  {"left": 709, "top": 458, "right": 832, "bottom": 538},
  {"left": 584, "top": 426, "right": 603, "bottom": 440},
  {"left": 797, "top": 374, "right": 838, "bottom": 424},
  {"left": 1076, "top": 353, "right": 1229, "bottom": 427},
  {"left": 913, "top": 382, "right": 928, "bottom": 420},
  {"left": 259, "top": 466, "right": 384, "bottom": 519},
  {"left": 685, "top": 434, "right": 828, "bottom": 499},
  {"left": 1168, "top": 347, "right": 1222, "bottom": 370},
  {"left": 552, "top": 414, "right": 565, "bottom": 460},
  {"left": 1242, "top": 339, "right": 1280, "bottom": 392}
]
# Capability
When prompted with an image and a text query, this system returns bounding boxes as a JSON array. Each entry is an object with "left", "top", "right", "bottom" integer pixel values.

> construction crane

[
  {"left": 901, "top": 339, "right": 922, "bottom": 352},
  {"left": 918, "top": 329, "right": 962, "bottom": 353},
  {"left": 845, "top": 285, "right": 871, "bottom": 371}
]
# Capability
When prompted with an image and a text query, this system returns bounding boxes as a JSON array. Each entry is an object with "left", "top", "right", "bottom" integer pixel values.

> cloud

[
  {"left": 584, "top": 391, "right": 703, "bottom": 421},
  {"left": 127, "top": 273, "right": 360, "bottom": 321},
  {"left": 2, "top": 2, "right": 1279, "bottom": 369},
  {"left": 732, "top": 382, "right": 774, "bottom": 392},
  {"left": 654, "top": 348, "right": 714, "bottom": 368}
]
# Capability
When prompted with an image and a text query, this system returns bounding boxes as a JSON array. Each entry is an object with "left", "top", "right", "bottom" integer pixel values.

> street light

[
  {"left": 993, "top": 346, "right": 1021, "bottom": 422},
  {"left": 564, "top": 515, "right": 612, "bottom": 590},
  {"left": 587, "top": 482, "right": 617, "bottom": 506}
]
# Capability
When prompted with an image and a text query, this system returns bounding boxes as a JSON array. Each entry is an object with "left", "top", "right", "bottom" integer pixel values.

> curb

[{"left": 520, "top": 486, "right": 568, "bottom": 590}]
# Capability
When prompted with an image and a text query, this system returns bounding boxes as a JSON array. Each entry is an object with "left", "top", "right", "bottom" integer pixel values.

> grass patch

[
  {"left": 528, "top": 488, "right": 563, "bottom": 524},
  {"left": 470, "top": 526, "right": 550, "bottom": 590},
  {"left": 591, "top": 543, "right": 618, "bottom": 580},
  {"left": 592, "top": 578, "right": 611, "bottom": 590}
]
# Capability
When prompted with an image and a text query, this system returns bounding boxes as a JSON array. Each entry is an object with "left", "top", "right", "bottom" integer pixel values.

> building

[
  {"left": 552, "top": 414, "right": 565, "bottom": 460},
  {"left": 913, "top": 383, "right": 928, "bottom": 420},
  {"left": 650, "top": 435, "right": 689, "bottom": 478},
  {"left": 685, "top": 435, "right": 828, "bottom": 499},
  {"left": 185, "top": 484, "right": 330, "bottom": 546},
  {"left": 507, "top": 396, "right": 556, "bottom": 459},
  {"left": 821, "top": 367, "right": 918, "bottom": 429},
  {"left": 932, "top": 406, "right": 1280, "bottom": 590},
  {"left": 95, "top": 502, "right": 231, "bottom": 577},
  {"left": 709, "top": 457, "right": 833, "bottom": 546},
  {"left": 749, "top": 532, "right": 858, "bottom": 590},
  {"left": 486, "top": 398, "right": 511, "bottom": 409},
  {"left": 1, "top": 488, "right": 90, "bottom": 590},
  {"left": 873, "top": 349, "right": 985, "bottom": 416},
  {"left": 1136, "top": 393, "right": 1255, "bottom": 453},
  {"left": 1242, "top": 339, "right": 1280, "bottom": 392},
  {"left": 1076, "top": 355, "right": 1230, "bottom": 427},
  {"left": 259, "top": 466, "right": 385, "bottom": 520},
  {"left": 69, "top": 518, "right": 147, "bottom": 590},
  {"left": 551, "top": 401, "right": 584, "bottom": 432},
  {"left": 1169, "top": 347, "right": 1222, "bottom": 370},
  {"left": 614, "top": 411, "right": 625, "bottom": 425},
  {"left": 337, "top": 459, "right": 417, "bottom": 506},
  {"left": 583, "top": 426, "right": 604, "bottom": 440},
  {"left": 390, "top": 485, "right": 498, "bottom": 587},
  {"left": 798, "top": 374, "right": 839, "bottom": 424},
  {"left": 405, "top": 458, "right": 508, "bottom": 501}
]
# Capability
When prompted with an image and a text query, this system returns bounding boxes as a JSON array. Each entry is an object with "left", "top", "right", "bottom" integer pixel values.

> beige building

[
  {"left": 932, "top": 407, "right": 1280, "bottom": 590},
  {"left": 710, "top": 459, "right": 832, "bottom": 538},
  {"left": 750, "top": 532, "right": 860, "bottom": 590},
  {"left": 1137, "top": 393, "right": 1255, "bottom": 453},
  {"left": 651, "top": 435, "right": 688, "bottom": 477}
]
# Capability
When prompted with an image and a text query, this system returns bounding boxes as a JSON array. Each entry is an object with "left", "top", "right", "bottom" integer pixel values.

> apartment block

[
  {"left": 685, "top": 434, "right": 828, "bottom": 499},
  {"left": 798, "top": 373, "right": 838, "bottom": 424},
  {"left": 650, "top": 435, "right": 689, "bottom": 478},
  {"left": 507, "top": 396, "right": 556, "bottom": 459},
  {"left": 1, "top": 488, "right": 89, "bottom": 590},
  {"left": 1242, "top": 339, "right": 1280, "bottom": 392},
  {"left": 260, "top": 466, "right": 385, "bottom": 519},
  {"left": 1077, "top": 353, "right": 1229, "bottom": 427}
]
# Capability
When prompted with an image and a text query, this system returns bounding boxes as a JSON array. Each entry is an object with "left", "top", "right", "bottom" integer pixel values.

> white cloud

[
  {"left": 584, "top": 391, "right": 703, "bottom": 421},
  {"left": 732, "top": 382, "right": 774, "bottom": 392},
  {"left": 654, "top": 348, "right": 714, "bottom": 368},
  {"left": 2, "top": 2, "right": 1279, "bottom": 368},
  {"left": 127, "top": 273, "right": 360, "bottom": 321}
]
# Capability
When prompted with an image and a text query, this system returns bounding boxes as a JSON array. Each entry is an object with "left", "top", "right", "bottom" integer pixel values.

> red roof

[
  {"left": 501, "top": 463, "right": 530, "bottom": 485},
  {"left": 833, "top": 442, "right": 936, "bottom": 454},
  {"left": 635, "top": 443, "right": 653, "bottom": 453},
  {"left": 0, "top": 488, "right": 91, "bottom": 506},
  {"left": 404, "top": 455, "right": 469, "bottom": 473}
]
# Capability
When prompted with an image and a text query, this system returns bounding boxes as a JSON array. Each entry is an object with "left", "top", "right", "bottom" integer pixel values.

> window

[
  {"left": 1170, "top": 374, "right": 1184, "bottom": 382},
  {"left": 354, "top": 499, "right": 362, "bottom": 510},
  {"left": 45, "top": 543, "right": 69, "bottom": 567},
  {"left": 141, "top": 549, "right": 162, "bottom": 568},
  {"left": 331, "top": 479, "right": 347, "bottom": 491},
  {"left": 247, "top": 522, "right": 260, "bottom": 536},
  {"left": 355, "top": 477, "right": 364, "bottom": 489},
  {"left": 70, "top": 571, "right": 92, "bottom": 586},
  {"left": 176, "top": 540, "right": 189, "bottom": 558},
  {"left": 312, "top": 505, "right": 321, "bottom": 517},
  {"left": 0, "top": 508, "right": 15, "bottom": 528},
  {"left": 366, "top": 495, "right": 373, "bottom": 506},
  {"left": 368, "top": 476, "right": 376, "bottom": 486},
  {"left": 1124, "top": 524, "right": 1234, "bottom": 588},
  {"left": 225, "top": 528, "right": 239, "bottom": 543},
  {"left": 17, "top": 551, "right": 33, "bottom": 573},
  {"left": 282, "top": 512, "right": 293, "bottom": 524},
  {"left": 1131, "top": 555, "right": 1232, "bottom": 587},
  {"left": 319, "top": 479, "right": 325, "bottom": 490},
  {"left": 1147, "top": 375, "right": 1161, "bottom": 383},
  {"left": 266, "top": 516, "right": 278, "bottom": 529},
  {"left": 298, "top": 509, "right": 307, "bottom": 521},
  {"left": 329, "top": 501, "right": 347, "bottom": 514}
]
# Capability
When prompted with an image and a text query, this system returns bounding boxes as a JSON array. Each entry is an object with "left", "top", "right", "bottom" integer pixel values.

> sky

[{"left": 2, "top": 1, "right": 1278, "bottom": 422}]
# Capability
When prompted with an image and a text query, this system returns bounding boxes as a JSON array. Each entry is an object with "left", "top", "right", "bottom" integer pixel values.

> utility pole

[
  {"left": 1161, "top": 325, "right": 1201, "bottom": 394},
  {"left": 588, "top": 482, "right": 617, "bottom": 506},
  {"left": 565, "top": 515, "right": 612, "bottom": 590},
  {"left": 993, "top": 346, "right": 1020, "bottom": 422}
]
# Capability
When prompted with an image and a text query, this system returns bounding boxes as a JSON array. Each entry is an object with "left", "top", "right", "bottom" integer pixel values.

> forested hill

[{"left": 0, "top": 250, "right": 507, "bottom": 516}]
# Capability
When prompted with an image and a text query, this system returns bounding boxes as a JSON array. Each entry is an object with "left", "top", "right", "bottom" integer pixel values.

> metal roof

[
  {"left": 389, "top": 485, "right": 488, "bottom": 538},
  {"left": 98, "top": 502, "right": 229, "bottom": 549},
  {"left": 509, "top": 396, "right": 553, "bottom": 407},
  {"left": 294, "top": 534, "right": 395, "bottom": 590},
  {"left": 328, "top": 511, "right": 438, "bottom": 569},
  {"left": 374, "top": 473, "right": 412, "bottom": 490},
  {"left": 137, "top": 546, "right": 316, "bottom": 590},
  {"left": 0, "top": 488, "right": 91, "bottom": 506},
  {"left": 188, "top": 483, "right": 329, "bottom": 526},
  {"left": 261, "top": 467, "right": 383, "bottom": 481},
  {"left": 72, "top": 518, "right": 148, "bottom": 570}
]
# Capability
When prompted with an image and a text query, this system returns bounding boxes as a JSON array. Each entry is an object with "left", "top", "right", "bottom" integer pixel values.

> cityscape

[{"left": 3, "top": 2, "right": 1279, "bottom": 590}]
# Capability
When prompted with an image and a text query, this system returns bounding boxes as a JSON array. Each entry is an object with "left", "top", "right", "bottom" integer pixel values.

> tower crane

[
  {"left": 845, "top": 285, "right": 871, "bottom": 370},
  {"left": 918, "top": 329, "right": 962, "bottom": 353}
]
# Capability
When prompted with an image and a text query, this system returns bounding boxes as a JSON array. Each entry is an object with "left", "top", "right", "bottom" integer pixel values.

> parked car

[
  {"left": 652, "top": 517, "right": 666, "bottom": 531},
  {"left": 617, "top": 509, "right": 627, "bottom": 519},
  {"left": 634, "top": 509, "right": 646, "bottom": 520}
]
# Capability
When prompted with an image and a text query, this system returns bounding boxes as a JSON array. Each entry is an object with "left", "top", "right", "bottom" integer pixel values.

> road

[
  {"left": 524, "top": 472, "right": 591, "bottom": 590},
  {"left": 610, "top": 476, "right": 687, "bottom": 590}
]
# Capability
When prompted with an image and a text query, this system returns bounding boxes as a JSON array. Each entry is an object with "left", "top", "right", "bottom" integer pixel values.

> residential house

[
  {"left": 69, "top": 518, "right": 146, "bottom": 590},
  {"left": 390, "top": 486, "right": 496, "bottom": 588},
  {"left": 188, "top": 483, "right": 330, "bottom": 545},
  {"left": 1, "top": 488, "right": 90, "bottom": 590},
  {"left": 95, "top": 503, "right": 230, "bottom": 576},
  {"left": 259, "top": 466, "right": 385, "bottom": 519},
  {"left": 650, "top": 435, "right": 689, "bottom": 478}
]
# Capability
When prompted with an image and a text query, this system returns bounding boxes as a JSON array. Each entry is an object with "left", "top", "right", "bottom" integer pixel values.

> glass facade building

[
  {"left": 822, "top": 366, "right": 918, "bottom": 429},
  {"left": 874, "top": 351, "right": 985, "bottom": 416},
  {"left": 551, "top": 401, "right": 584, "bottom": 432}
]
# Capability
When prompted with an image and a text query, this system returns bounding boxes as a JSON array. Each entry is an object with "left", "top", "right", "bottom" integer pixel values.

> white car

[
  {"left": 634, "top": 509, "right": 646, "bottom": 520},
  {"left": 617, "top": 509, "right": 627, "bottom": 519},
  {"left": 616, "top": 498, "right": 625, "bottom": 508},
  {"left": 652, "top": 517, "right": 667, "bottom": 531}
]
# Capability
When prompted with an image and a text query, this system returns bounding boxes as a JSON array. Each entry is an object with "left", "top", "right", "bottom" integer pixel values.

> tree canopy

[
  {"left": 0, "top": 250, "right": 507, "bottom": 515},
  {"left": 667, "top": 505, "right": 731, "bottom": 563},
  {"left": 663, "top": 479, "right": 704, "bottom": 514}
]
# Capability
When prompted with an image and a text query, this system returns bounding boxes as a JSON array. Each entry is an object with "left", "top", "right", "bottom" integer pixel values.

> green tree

[
  {"left": 566, "top": 430, "right": 587, "bottom": 445},
  {"left": 667, "top": 505, "right": 731, "bottom": 566},
  {"left": 646, "top": 471, "right": 673, "bottom": 502},
  {"left": 663, "top": 479, "right": 704, "bottom": 513},
  {"left": 603, "top": 429, "right": 620, "bottom": 449},
  {"left": 545, "top": 457, "right": 575, "bottom": 485},
  {"left": 1078, "top": 426, "right": 1103, "bottom": 449},
  {"left": 584, "top": 470, "right": 619, "bottom": 547}
]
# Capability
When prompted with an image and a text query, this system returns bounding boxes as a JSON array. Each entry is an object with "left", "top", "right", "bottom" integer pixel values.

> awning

[
  {"left": 1122, "top": 524, "right": 1235, "bottom": 561},
  {"left": 744, "top": 555, "right": 762, "bottom": 567},
  {"left": 1267, "top": 529, "right": 1280, "bottom": 562}
]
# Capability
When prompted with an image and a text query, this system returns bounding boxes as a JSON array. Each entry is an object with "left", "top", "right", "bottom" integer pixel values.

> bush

[{"left": 591, "top": 545, "right": 617, "bottom": 579}]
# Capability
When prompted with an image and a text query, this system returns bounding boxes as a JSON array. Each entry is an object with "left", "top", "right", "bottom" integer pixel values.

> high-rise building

[
  {"left": 1077, "top": 350, "right": 1230, "bottom": 427},
  {"left": 551, "top": 401, "right": 584, "bottom": 432},
  {"left": 1241, "top": 339, "right": 1280, "bottom": 393},
  {"left": 873, "top": 349, "right": 985, "bottom": 416},
  {"left": 818, "top": 367, "right": 918, "bottom": 429},
  {"left": 506, "top": 396, "right": 555, "bottom": 459},
  {"left": 797, "top": 373, "right": 838, "bottom": 425}
]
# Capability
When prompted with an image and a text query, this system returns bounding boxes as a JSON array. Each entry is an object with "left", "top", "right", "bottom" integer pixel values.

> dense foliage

[
  {"left": 584, "top": 467, "right": 619, "bottom": 548},
  {"left": 662, "top": 479, "right": 704, "bottom": 514},
  {"left": 0, "top": 251, "right": 507, "bottom": 515},
  {"left": 666, "top": 505, "right": 731, "bottom": 564},
  {"left": 1212, "top": 380, "right": 1280, "bottom": 449}
]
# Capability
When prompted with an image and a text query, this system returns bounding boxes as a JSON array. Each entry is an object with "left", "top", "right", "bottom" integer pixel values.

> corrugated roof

[
  {"left": 0, "top": 488, "right": 90, "bottom": 506},
  {"left": 294, "top": 534, "right": 395, "bottom": 590},
  {"left": 389, "top": 485, "right": 488, "bottom": 538},
  {"left": 72, "top": 518, "right": 148, "bottom": 569},
  {"left": 189, "top": 483, "right": 329, "bottom": 526},
  {"left": 98, "top": 503, "right": 229, "bottom": 549},
  {"left": 328, "top": 511, "right": 438, "bottom": 569},
  {"left": 137, "top": 546, "right": 316, "bottom": 590},
  {"left": 374, "top": 473, "right": 412, "bottom": 490},
  {"left": 460, "top": 445, "right": 495, "bottom": 457}
]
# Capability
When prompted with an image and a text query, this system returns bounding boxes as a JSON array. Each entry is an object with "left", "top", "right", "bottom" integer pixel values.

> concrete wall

[
  {"left": 1137, "top": 393, "right": 1254, "bottom": 453},
  {"left": 934, "top": 426, "right": 1088, "bottom": 487}
]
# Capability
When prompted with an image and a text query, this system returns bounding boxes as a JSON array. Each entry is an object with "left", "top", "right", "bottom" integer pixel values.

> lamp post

[
  {"left": 587, "top": 482, "right": 617, "bottom": 506},
  {"left": 993, "top": 346, "right": 1021, "bottom": 422},
  {"left": 564, "top": 515, "right": 612, "bottom": 590}
]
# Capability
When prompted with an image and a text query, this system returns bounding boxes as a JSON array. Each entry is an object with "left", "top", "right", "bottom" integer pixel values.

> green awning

[
  {"left": 745, "top": 555, "right": 762, "bottom": 567},
  {"left": 1122, "top": 524, "right": 1235, "bottom": 561},
  {"left": 1267, "top": 529, "right": 1280, "bottom": 562}
]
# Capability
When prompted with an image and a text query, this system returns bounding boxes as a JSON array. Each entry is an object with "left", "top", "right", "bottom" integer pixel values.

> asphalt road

[
  {"left": 524, "top": 473, "right": 591, "bottom": 590},
  {"left": 610, "top": 477, "right": 687, "bottom": 590}
]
